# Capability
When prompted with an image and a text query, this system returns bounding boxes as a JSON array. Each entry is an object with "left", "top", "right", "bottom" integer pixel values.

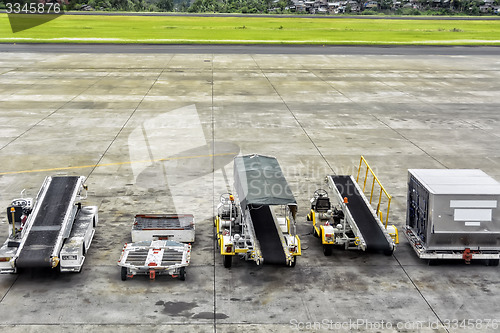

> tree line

[{"left": 0, "top": 0, "right": 498, "bottom": 15}]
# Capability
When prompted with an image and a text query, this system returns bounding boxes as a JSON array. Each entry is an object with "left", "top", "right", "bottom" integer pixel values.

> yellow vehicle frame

[
  {"left": 215, "top": 215, "right": 235, "bottom": 255},
  {"left": 308, "top": 210, "right": 335, "bottom": 245},
  {"left": 291, "top": 235, "right": 302, "bottom": 256}
]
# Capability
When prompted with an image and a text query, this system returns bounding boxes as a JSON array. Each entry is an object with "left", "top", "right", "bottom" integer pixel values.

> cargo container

[{"left": 405, "top": 169, "right": 500, "bottom": 265}]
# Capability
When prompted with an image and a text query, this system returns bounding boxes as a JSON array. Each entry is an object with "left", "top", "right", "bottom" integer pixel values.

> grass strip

[{"left": 1, "top": 14, "right": 500, "bottom": 45}]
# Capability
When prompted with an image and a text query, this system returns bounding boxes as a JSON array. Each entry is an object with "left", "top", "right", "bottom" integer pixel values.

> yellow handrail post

[
  {"left": 378, "top": 188, "right": 383, "bottom": 214},
  {"left": 357, "top": 156, "right": 363, "bottom": 183},
  {"left": 370, "top": 176, "right": 375, "bottom": 204},
  {"left": 386, "top": 197, "right": 391, "bottom": 229},
  {"left": 363, "top": 167, "right": 369, "bottom": 192}
]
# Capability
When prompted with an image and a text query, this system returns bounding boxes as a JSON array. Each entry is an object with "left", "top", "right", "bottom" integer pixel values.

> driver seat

[{"left": 315, "top": 197, "right": 331, "bottom": 212}]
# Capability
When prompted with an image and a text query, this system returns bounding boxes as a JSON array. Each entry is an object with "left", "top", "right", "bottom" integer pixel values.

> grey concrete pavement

[
  {"left": 2, "top": 43, "right": 500, "bottom": 55},
  {"left": 0, "top": 48, "right": 499, "bottom": 332}
]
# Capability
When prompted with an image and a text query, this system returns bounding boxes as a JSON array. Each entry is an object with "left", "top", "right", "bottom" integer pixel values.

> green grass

[{"left": 1, "top": 13, "right": 500, "bottom": 45}]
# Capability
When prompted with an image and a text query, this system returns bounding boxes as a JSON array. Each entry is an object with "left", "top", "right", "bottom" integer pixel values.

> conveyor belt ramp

[
  {"left": 328, "top": 175, "right": 394, "bottom": 254},
  {"left": 16, "top": 176, "right": 83, "bottom": 268}
]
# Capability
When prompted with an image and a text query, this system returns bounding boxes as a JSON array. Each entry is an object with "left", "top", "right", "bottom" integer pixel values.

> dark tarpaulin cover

[{"left": 233, "top": 154, "right": 296, "bottom": 207}]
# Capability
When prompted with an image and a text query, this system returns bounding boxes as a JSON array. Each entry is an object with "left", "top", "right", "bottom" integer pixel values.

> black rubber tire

[
  {"left": 121, "top": 267, "right": 128, "bottom": 281},
  {"left": 312, "top": 226, "right": 318, "bottom": 238},
  {"left": 323, "top": 244, "right": 332, "bottom": 256},
  {"left": 487, "top": 259, "right": 499, "bottom": 266},
  {"left": 223, "top": 255, "right": 232, "bottom": 268},
  {"left": 54, "top": 264, "right": 62, "bottom": 276},
  {"left": 290, "top": 256, "right": 297, "bottom": 267},
  {"left": 428, "top": 259, "right": 439, "bottom": 266},
  {"left": 383, "top": 248, "right": 394, "bottom": 256},
  {"left": 179, "top": 267, "right": 186, "bottom": 281}
]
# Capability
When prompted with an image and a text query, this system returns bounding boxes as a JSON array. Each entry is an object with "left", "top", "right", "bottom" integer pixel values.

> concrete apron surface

[{"left": 0, "top": 49, "right": 499, "bottom": 332}]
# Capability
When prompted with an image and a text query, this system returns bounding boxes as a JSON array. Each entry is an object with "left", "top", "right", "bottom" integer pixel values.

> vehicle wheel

[
  {"left": 223, "top": 255, "right": 232, "bottom": 268},
  {"left": 428, "top": 259, "right": 439, "bottom": 266},
  {"left": 383, "top": 248, "right": 394, "bottom": 256},
  {"left": 216, "top": 235, "right": 221, "bottom": 250},
  {"left": 121, "top": 267, "right": 128, "bottom": 281},
  {"left": 312, "top": 226, "right": 318, "bottom": 238},
  {"left": 323, "top": 244, "right": 332, "bottom": 256},
  {"left": 290, "top": 256, "right": 297, "bottom": 267},
  {"left": 487, "top": 259, "right": 499, "bottom": 266},
  {"left": 179, "top": 267, "right": 186, "bottom": 281},
  {"left": 55, "top": 264, "right": 62, "bottom": 276}
]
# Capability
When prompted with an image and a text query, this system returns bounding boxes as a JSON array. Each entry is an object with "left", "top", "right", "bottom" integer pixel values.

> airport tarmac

[{"left": 0, "top": 46, "right": 499, "bottom": 332}]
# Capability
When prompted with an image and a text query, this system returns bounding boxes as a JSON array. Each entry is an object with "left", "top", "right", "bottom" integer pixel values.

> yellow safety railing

[{"left": 356, "top": 156, "right": 391, "bottom": 229}]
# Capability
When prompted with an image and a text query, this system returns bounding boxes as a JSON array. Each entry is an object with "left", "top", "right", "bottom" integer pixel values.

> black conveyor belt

[
  {"left": 17, "top": 177, "right": 80, "bottom": 268},
  {"left": 330, "top": 175, "right": 392, "bottom": 253},
  {"left": 249, "top": 204, "right": 286, "bottom": 265}
]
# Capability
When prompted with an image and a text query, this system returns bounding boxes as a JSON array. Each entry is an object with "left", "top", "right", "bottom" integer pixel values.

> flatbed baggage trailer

[
  {"left": 0, "top": 176, "right": 98, "bottom": 274},
  {"left": 118, "top": 240, "right": 191, "bottom": 281},
  {"left": 118, "top": 214, "right": 194, "bottom": 280}
]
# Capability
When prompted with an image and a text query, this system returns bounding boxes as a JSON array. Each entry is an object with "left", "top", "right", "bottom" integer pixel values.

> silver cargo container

[{"left": 406, "top": 169, "right": 500, "bottom": 251}]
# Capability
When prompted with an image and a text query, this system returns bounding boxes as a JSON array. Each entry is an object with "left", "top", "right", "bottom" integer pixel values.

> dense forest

[
  {"left": 1, "top": 0, "right": 499, "bottom": 15},
  {"left": 62, "top": 0, "right": 292, "bottom": 13}
]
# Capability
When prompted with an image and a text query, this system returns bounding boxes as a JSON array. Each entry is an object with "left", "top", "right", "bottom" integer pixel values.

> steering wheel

[
  {"left": 313, "top": 189, "right": 328, "bottom": 199},
  {"left": 220, "top": 193, "right": 233, "bottom": 204}
]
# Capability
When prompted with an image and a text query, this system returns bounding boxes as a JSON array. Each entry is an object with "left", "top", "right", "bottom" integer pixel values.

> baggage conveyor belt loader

[
  {"left": 215, "top": 154, "right": 301, "bottom": 268},
  {"left": 0, "top": 176, "right": 98, "bottom": 274},
  {"left": 308, "top": 157, "right": 398, "bottom": 256}
]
